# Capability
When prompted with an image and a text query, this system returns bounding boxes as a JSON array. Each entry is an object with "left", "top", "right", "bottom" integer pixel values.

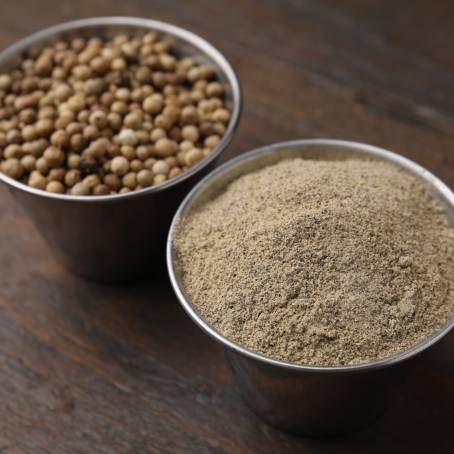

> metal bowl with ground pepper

[
  {"left": 167, "top": 139, "right": 454, "bottom": 436},
  {"left": 0, "top": 17, "right": 241, "bottom": 281}
]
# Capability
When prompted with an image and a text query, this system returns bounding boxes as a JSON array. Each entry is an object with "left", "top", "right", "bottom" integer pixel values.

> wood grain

[{"left": 0, "top": 0, "right": 453, "bottom": 452}]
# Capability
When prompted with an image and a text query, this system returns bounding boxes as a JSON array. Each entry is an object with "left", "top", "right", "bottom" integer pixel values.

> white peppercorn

[
  {"left": 64, "top": 169, "right": 81, "bottom": 187},
  {"left": 205, "top": 81, "right": 224, "bottom": 97},
  {"left": 143, "top": 93, "right": 163, "bottom": 114},
  {"left": 213, "top": 122, "right": 226, "bottom": 135},
  {"left": 137, "top": 169, "right": 154, "bottom": 187},
  {"left": 154, "top": 114, "right": 173, "bottom": 130},
  {"left": 55, "top": 111, "right": 74, "bottom": 129},
  {"left": 28, "top": 171, "right": 47, "bottom": 189},
  {"left": 82, "top": 174, "right": 101, "bottom": 188},
  {"left": 6, "top": 129, "right": 21, "bottom": 144},
  {"left": 35, "top": 53, "right": 53, "bottom": 76},
  {"left": 164, "top": 156, "right": 178, "bottom": 168},
  {"left": 181, "top": 125, "right": 199, "bottom": 143},
  {"left": 84, "top": 78, "right": 105, "bottom": 95},
  {"left": 185, "top": 148, "right": 203, "bottom": 166},
  {"left": 168, "top": 167, "right": 182, "bottom": 178},
  {"left": 130, "top": 159, "right": 144, "bottom": 172},
  {"left": 35, "top": 118, "right": 54, "bottom": 137},
  {"left": 155, "top": 138, "right": 177, "bottom": 158},
  {"left": 67, "top": 93, "right": 86, "bottom": 112},
  {"left": 1, "top": 158, "right": 23, "bottom": 179},
  {"left": 46, "top": 180, "right": 65, "bottom": 193},
  {"left": 122, "top": 172, "right": 137, "bottom": 189},
  {"left": 179, "top": 140, "right": 194, "bottom": 153},
  {"left": 90, "top": 56, "right": 110, "bottom": 75},
  {"left": 71, "top": 182, "right": 90, "bottom": 195},
  {"left": 36, "top": 157, "right": 50, "bottom": 175},
  {"left": 21, "top": 125, "right": 37, "bottom": 142},
  {"left": 150, "top": 128, "right": 166, "bottom": 143},
  {"left": 144, "top": 158, "right": 157, "bottom": 170},
  {"left": 176, "top": 151, "right": 186, "bottom": 167},
  {"left": 152, "top": 160, "right": 169, "bottom": 175},
  {"left": 0, "top": 74, "right": 12, "bottom": 91},
  {"left": 153, "top": 174, "right": 167, "bottom": 185},
  {"left": 21, "top": 155, "right": 36, "bottom": 172},
  {"left": 4, "top": 144, "right": 23, "bottom": 159},
  {"left": 48, "top": 168, "right": 65, "bottom": 182},
  {"left": 205, "top": 134, "right": 221, "bottom": 148},
  {"left": 89, "top": 110, "right": 108, "bottom": 129},
  {"left": 212, "top": 108, "right": 230, "bottom": 123},
  {"left": 124, "top": 112, "right": 142, "bottom": 130},
  {"left": 181, "top": 105, "right": 199, "bottom": 125},
  {"left": 136, "top": 145, "right": 150, "bottom": 160},
  {"left": 104, "top": 173, "right": 121, "bottom": 190},
  {"left": 43, "top": 147, "right": 65, "bottom": 168},
  {"left": 83, "top": 125, "right": 99, "bottom": 141},
  {"left": 118, "top": 128, "right": 138, "bottom": 146},
  {"left": 89, "top": 138, "right": 109, "bottom": 158},
  {"left": 54, "top": 83, "right": 73, "bottom": 101},
  {"left": 111, "top": 156, "right": 130, "bottom": 176},
  {"left": 121, "top": 145, "right": 136, "bottom": 161},
  {"left": 93, "top": 184, "right": 109, "bottom": 195},
  {"left": 67, "top": 153, "right": 81, "bottom": 169},
  {"left": 50, "top": 130, "right": 69, "bottom": 148}
]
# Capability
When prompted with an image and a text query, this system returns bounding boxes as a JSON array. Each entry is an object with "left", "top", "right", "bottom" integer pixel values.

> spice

[
  {"left": 0, "top": 32, "right": 231, "bottom": 195},
  {"left": 175, "top": 158, "right": 454, "bottom": 366}
]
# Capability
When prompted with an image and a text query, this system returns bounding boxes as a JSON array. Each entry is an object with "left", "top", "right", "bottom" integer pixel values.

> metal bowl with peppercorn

[{"left": 0, "top": 17, "right": 241, "bottom": 281}]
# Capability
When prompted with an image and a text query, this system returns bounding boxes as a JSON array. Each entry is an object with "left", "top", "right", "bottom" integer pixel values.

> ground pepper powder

[{"left": 175, "top": 158, "right": 454, "bottom": 366}]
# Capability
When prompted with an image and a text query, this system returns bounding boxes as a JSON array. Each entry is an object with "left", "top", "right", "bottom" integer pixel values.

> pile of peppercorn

[{"left": 0, "top": 32, "right": 230, "bottom": 195}]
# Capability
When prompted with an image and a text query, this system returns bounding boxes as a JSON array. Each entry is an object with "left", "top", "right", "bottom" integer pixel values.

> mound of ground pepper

[{"left": 174, "top": 158, "right": 454, "bottom": 366}]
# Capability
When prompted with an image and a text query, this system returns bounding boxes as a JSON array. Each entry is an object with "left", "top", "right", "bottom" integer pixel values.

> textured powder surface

[{"left": 174, "top": 158, "right": 454, "bottom": 366}]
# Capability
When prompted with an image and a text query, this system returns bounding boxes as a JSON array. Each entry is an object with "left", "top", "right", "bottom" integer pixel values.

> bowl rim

[
  {"left": 167, "top": 138, "right": 454, "bottom": 374},
  {"left": 0, "top": 16, "right": 242, "bottom": 203}
]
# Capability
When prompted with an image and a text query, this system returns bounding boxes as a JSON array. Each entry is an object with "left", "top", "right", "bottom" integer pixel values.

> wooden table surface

[{"left": 0, "top": 1, "right": 453, "bottom": 452}]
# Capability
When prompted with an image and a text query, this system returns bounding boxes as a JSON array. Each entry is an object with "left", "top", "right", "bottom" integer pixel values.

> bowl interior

[
  {"left": 0, "top": 17, "right": 241, "bottom": 200},
  {"left": 168, "top": 139, "right": 454, "bottom": 372}
]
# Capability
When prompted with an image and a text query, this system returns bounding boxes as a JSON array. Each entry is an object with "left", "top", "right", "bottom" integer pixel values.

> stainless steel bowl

[
  {"left": 167, "top": 139, "right": 454, "bottom": 436},
  {"left": 0, "top": 17, "right": 241, "bottom": 282}
]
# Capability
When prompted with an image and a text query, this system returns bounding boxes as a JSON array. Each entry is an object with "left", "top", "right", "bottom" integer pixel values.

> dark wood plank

[{"left": 0, "top": 0, "right": 453, "bottom": 452}]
